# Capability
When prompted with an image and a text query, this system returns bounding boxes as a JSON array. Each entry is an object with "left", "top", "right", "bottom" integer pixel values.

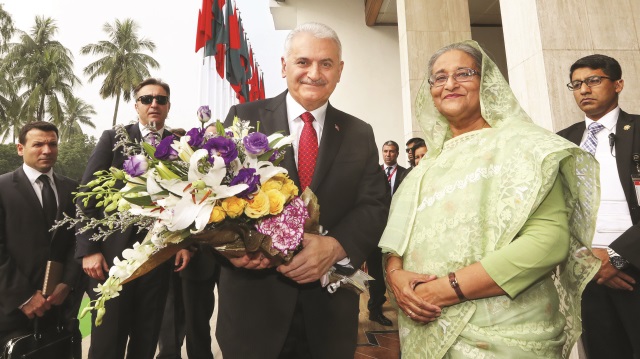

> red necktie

[{"left": 298, "top": 112, "right": 318, "bottom": 190}]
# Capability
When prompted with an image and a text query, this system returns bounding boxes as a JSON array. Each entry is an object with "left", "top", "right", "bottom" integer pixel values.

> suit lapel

[
  {"left": 615, "top": 111, "right": 636, "bottom": 204},
  {"left": 261, "top": 92, "right": 301, "bottom": 187},
  {"left": 311, "top": 104, "right": 343, "bottom": 191},
  {"left": 567, "top": 122, "right": 586, "bottom": 145},
  {"left": 13, "top": 168, "right": 48, "bottom": 230}
]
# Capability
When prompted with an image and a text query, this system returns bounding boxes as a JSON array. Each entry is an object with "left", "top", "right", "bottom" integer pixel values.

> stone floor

[{"left": 80, "top": 288, "right": 583, "bottom": 359}]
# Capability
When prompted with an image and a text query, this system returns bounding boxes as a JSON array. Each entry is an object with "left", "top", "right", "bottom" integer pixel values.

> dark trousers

[
  {"left": 278, "top": 288, "right": 359, "bottom": 359},
  {"left": 156, "top": 272, "right": 185, "bottom": 359},
  {"left": 87, "top": 262, "right": 171, "bottom": 359},
  {"left": 582, "top": 267, "right": 640, "bottom": 359},
  {"left": 181, "top": 273, "right": 216, "bottom": 359},
  {"left": 366, "top": 247, "right": 387, "bottom": 313}
]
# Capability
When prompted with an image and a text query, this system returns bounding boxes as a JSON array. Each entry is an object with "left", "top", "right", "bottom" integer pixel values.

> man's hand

[
  {"left": 173, "top": 249, "right": 192, "bottom": 272},
  {"left": 277, "top": 234, "right": 346, "bottom": 284},
  {"left": 46, "top": 283, "right": 70, "bottom": 306},
  {"left": 228, "top": 251, "right": 275, "bottom": 270},
  {"left": 592, "top": 248, "right": 635, "bottom": 290},
  {"left": 20, "top": 291, "right": 51, "bottom": 319},
  {"left": 83, "top": 253, "right": 109, "bottom": 280}
]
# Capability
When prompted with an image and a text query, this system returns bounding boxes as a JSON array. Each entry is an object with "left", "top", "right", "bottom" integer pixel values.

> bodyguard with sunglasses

[
  {"left": 76, "top": 78, "right": 191, "bottom": 359},
  {"left": 558, "top": 55, "right": 640, "bottom": 359}
]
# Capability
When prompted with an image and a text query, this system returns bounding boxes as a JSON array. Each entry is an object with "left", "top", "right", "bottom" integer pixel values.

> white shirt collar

[
  {"left": 285, "top": 93, "right": 328, "bottom": 127},
  {"left": 139, "top": 122, "right": 165, "bottom": 138},
  {"left": 22, "top": 163, "right": 53, "bottom": 185},
  {"left": 584, "top": 106, "right": 620, "bottom": 133}
]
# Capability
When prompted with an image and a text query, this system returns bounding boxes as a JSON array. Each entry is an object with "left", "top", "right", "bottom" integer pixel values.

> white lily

[
  {"left": 172, "top": 135, "right": 195, "bottom": 163},
  {"left": 158, "top": 149, "right": 249, "bottom": 232},
  {"left": 268, "top": 133, "right": 294, "bottom": 149},
  {"left": 256, "top": 160, "right": 288, "bottom": 184}
]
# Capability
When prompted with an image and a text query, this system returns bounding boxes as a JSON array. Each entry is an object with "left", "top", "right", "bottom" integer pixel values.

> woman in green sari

[{"left": 379, "top": 41, "right": 601, "bottom": 358}]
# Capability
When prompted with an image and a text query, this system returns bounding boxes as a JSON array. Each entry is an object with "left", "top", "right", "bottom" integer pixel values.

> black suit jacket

[
  {"left": 75, "top": 124, "right": 172, "bottom": 264},
  {"left": 217, "top": 91, "right": 390, "bottom": 358},
  {"left": 382, "top": 164, "right": 407, "bottom": 194},
  {"left": 0, "top": 167, "right": 80, "bottom": 331},
  {"left": 558, "top": 110, "right": 640, "bottom": 269}
]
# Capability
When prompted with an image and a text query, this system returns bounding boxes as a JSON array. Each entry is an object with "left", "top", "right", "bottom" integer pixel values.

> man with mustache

[
  {"left": 218, "top": 22, "right": 390, "bottom": 359},
  {"left": 558, "top": 54, "right": 640, "bottom": 359}
]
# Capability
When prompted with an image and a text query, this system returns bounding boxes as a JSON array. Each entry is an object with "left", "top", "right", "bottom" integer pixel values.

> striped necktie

[{"left": 581, "top": 122, "right": 605, "bottom": 155}]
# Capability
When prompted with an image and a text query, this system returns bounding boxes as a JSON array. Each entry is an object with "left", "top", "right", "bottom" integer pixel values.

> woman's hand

[{"left": 387, "top": 268, "right": 441, "bottom": 323}]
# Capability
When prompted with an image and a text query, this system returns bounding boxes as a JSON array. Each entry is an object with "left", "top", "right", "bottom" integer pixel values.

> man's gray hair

[
  {"left": 284, "top": 22, "right": 342, "bottom": 60},
  {"left": 427, "top": 42, "right": 482, "bottom": 75}
]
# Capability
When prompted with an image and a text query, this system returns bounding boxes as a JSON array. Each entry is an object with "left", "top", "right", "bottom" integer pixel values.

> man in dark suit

[
  {"left": 367, "top": 140, "right": 406, "bottom": 326},
  {"left": 218, "top": 22, "right": 390, "bottom": 359},
  {"left": 0, "top": 121, "right": 80, "bottom": 346},
  {"left": 76, "top": 78, "right": 191, "bottom": 359},
  {"left": 558, "top": 54, "right": 640, "bottom": 358}
]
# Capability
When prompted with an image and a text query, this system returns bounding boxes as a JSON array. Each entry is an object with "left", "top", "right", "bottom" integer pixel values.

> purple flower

[
  {"left": 269, "top": 149, "right": 282, "bottom": 162},
  {"left": 186, "top": 127, "right": 205, "bottom": 148},
  {"left": 197, "top": 105, "right": 211, "bottom": 124},
  {"left": 243, "top": 132, "right": 270, "bottom": 155},
  {"left": 229, "top": 168, "right": 260, "bottom": 198},
  {"left": 122, "top": 155, "right": 149, "bottom": 177},
  {"left": 203, "top": 136, "right": 238, "bottom": 165},
  {"left": 225, "top": 130, "right": 234, "bottom": 138},
  {"left": 255, "top": 197, "right": 308, "bottom": 255},
  {"left": 154, "top": 136, "right": 178, "bottom": 160}
]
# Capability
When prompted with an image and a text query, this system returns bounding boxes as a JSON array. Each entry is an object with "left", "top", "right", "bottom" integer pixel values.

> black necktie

[
  {"left": 386, "top": 166, "right": 392, "bottom": 177},
  {"left": 39, "top": 174, "right": 57, "bottom": 228}
]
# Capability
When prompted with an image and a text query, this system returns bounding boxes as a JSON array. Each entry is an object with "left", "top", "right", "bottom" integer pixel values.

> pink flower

[{"left": 255, "top": 197, "right": 308, "bottom": 254}]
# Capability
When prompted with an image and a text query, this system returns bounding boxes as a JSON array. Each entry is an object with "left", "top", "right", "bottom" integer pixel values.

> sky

[{"left": 2, "top": 0, "right": 288, "bottom": 139}]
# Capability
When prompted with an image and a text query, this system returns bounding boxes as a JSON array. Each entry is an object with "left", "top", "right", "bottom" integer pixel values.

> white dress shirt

[
  {"left": 285, "top": 93, "right": 327, "bottom": 166},
  {"left": 22, "top": 163, "right": 58, "bottom": 207},
  {"left": 139, "top": 122, "right": 165, "bottom": 139},
  {"left": 581, "top": 107, "right": 633, "bottom": 247}
]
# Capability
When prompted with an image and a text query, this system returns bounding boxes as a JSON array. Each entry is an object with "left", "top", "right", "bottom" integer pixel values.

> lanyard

[{"left": 386, "top": 166, "right": 397, "bottom": 183}]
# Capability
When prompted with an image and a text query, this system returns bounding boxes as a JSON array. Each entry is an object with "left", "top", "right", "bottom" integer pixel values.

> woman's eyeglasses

[
  {"left": 137, "top": 95, "right": 169, "bottom": 105},
  {"left": 428, "top": 68, "right": 479, "bottom": 87}
]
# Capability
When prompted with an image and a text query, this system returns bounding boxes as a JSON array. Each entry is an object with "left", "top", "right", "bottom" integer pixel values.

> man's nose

[
  {"left": 579, "top": 82, "right": 592, "bottom": 94},
  {"left": 307, "top": 63, "right": 320, "bottom": 80}
]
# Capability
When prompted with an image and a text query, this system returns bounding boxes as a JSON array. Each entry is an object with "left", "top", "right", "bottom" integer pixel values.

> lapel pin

[
  {"left": 624, "top": 125, "right": 631, "bottom": 131},
  {"left": 335, "top": 124, "right": 340, "bottom": 132}
]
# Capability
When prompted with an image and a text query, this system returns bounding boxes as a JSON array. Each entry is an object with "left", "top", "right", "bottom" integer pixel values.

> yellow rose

[
  {"left": 266, "top": 189, "right": 286, "bottom": 215},
  {"left": 262, "top": 174, "right": 286, "bottom": 192},
  {"left": 281, "top": 178, "right": 299, "bottom": 202},
  {"left": 208, "top": 205, "right": 226, "bottom": 223},
  {"left": 222, "top": 197, "right": 247, "bottom": 218},
  {"left": 245, "top": 190, "right": 270, "bottom": 218}
]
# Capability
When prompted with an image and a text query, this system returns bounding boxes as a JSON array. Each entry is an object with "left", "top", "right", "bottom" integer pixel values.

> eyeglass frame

[
  {"left": 428, "top": 67, "right": 480, "bottom": 88},
  {"left": 566, "top": 75, "right": 616, "bottom": 91},
  {"left": 137, "top": 95, "right": 170, "bottom": 105}
]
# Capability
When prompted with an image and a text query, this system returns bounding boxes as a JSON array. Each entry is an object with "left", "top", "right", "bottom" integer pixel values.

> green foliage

[
  {"left": 55, "top": 133, "right": 96, "bottom": 181},
  {"left": 81, "top": 18, "right": 159, "bottom": 126},
  {"left": 0, "top": 143, "right": 21, "bottom": 175}
]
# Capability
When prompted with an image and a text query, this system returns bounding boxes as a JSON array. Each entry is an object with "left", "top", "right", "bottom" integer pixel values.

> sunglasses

[{"left": 137, "top": 95, "right": 169, "bottom": 105}]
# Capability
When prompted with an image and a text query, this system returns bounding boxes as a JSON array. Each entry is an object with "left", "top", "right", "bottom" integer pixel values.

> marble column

[
  {"left": 396, "top": 0, "right": 472, "bottom": 143},
  {"left": 500, "top": 0, "right": 640, "bottom": 131}
]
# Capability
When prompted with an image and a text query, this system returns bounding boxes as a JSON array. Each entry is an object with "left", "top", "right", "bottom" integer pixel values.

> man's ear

[
  {"left": 281, "top": 57, "right": 287, "bottom": 78},
  {"left": 16, "top": 143, "right": 24, "bottom": 157},
  {"left": 615, "top": 79, "right": 624, "bottom": 94}
]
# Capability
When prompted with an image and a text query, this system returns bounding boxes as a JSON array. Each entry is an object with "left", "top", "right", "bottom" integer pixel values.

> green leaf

[
  {"left": 122, "top": 195, "right": 153, "bottom": 206},
  {"left": 142, "top": 142, "right": 156, "bottom": 157},
  {"left": 216, "top": 120, "right": 226, "bottom": 136}
]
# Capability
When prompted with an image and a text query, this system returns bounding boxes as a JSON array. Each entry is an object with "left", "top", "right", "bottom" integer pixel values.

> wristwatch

[{"left": 607, "top": 247, "right": 629, "bottom": 270}]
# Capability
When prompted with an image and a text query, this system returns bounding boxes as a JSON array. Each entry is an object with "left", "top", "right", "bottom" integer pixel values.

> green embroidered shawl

[{"left": 379, "top": 41, "right": 600, "bottom": 358}]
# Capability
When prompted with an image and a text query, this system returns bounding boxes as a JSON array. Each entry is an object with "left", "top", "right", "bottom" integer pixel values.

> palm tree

[
  {"left": 4, "top": 16, "right": 79, "bottom": 122},
  {"left": 0, "top": 4, "right": 15, "bottom": 52},
  {"left": 81, "top": 18, "right": 160, "bottom": 127},
  {"left": 49, "top": 94, "right": 96, "bottom": 142},
  {"left": 0, "top": 76, "right": 29, "bottom": 143}
]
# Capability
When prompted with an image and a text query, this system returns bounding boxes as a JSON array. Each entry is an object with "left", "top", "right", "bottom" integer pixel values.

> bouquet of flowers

[{"left": 63, "top": 106, "right": 326, "bottom": 325}]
